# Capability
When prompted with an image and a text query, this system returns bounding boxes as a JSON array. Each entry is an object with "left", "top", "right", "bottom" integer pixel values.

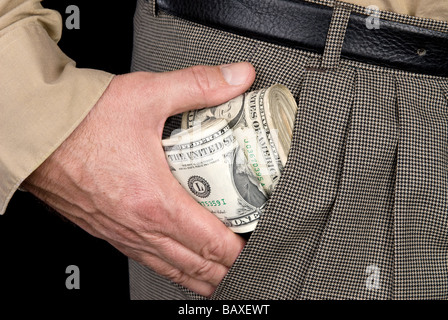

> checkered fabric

[
  {"left": 320, "top": 1, "right": 351, "bottom": 70},
  {"left": 129, "top": 0, "right": 448, "bottom": 299}
]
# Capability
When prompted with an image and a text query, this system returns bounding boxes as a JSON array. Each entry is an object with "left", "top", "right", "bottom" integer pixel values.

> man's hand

[{"left": 22, "top": 62, "right": 256, "bottom": 297}]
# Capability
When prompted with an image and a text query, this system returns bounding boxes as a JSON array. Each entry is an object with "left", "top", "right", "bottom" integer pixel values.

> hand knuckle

[
  {"left": 188, "top": 66, "right": 211, "bottom": 101},
  {"left": 166, "top": 269, "right": 190, "bottom": 285},
  {"left": 193, "top": 260, "right": 216, "bottom": 281},
  {"left": 200, "top": 239, "right": 226, "bottom": 261},
  {"left": 124, "top": 191, "right": 164, "bottom": 222}
]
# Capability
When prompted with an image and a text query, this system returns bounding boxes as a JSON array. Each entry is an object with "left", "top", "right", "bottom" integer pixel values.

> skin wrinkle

[{"left": 20, "top": 65, "right": 253, "bottom": 297}]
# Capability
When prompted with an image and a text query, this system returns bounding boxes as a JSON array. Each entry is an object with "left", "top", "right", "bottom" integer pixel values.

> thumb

[{"left": 153, "top": 62, "right": 255, "bottom": 117}]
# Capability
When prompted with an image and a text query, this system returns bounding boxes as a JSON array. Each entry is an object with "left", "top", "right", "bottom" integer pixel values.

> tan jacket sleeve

[
  {"left": 344, "top": 0, "right": 448, "bottom": 21},
  {"left": 0, "top": 0, "right": 114, "bottom": 214}
]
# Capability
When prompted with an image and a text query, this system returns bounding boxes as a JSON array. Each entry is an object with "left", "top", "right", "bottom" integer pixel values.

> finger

[
  {"left": 153, "top": 62, "right": 256, "bottom": 117},
  {"left": 112, "top": 243, "right": 217, "bottom": 297},
  {"left": 113, "top": 232, "right": 230, "bottom": 287},
  {"left": 85, "top": 203, "right": 231, "bottom": 287},
  {"left": 160, "top": 177, "right": 246, "bottom": 267},
  {"left": 141, "top": 234, "right": 230, "bottom": 287},
  {"left": 142, "top": 254, "right": 217, "bottom": 297}
]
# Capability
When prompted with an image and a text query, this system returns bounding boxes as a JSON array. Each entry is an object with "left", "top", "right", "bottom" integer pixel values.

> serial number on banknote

[{"left": 198, "top": 199, "right": 228, "bottom": 207}]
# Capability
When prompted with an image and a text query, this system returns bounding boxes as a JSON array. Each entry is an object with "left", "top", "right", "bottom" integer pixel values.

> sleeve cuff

[{"left": 0, "top": 22, "right": 114, "bottom": 214}]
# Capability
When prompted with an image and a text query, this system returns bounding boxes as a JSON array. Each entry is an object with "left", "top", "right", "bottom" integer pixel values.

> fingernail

[{"left": 220, "top": 62, "right": 249, "bottom": 86}]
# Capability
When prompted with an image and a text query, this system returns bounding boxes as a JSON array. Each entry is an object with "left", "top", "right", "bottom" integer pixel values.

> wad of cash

[{"left": 162, "top": 84, "right": 298, "bottom": 233}]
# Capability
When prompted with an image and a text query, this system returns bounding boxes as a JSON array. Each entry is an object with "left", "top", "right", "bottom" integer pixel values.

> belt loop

[
  {"left": 320, "top": 1, "right": 352, "bottom": 70},
  {"left": 146, "top": 0, "right": 158, "bottom": 17}
]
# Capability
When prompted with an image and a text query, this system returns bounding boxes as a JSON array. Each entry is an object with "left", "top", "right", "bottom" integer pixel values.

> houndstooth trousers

[{"left": 128, "top": 0, "right": 448, "bottom": 299}]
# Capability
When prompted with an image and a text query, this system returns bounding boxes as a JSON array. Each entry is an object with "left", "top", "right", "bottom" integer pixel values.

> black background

[{"left": 0, "top": 0, "right": 137, "bottom": 300}]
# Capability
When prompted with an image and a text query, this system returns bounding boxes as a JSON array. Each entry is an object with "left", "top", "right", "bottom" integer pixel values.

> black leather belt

[{"left": 156, "top": 0, "right": 448, "bottom": 77}]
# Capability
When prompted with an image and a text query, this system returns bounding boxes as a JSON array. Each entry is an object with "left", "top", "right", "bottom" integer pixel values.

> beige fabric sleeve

[
  {"left": 0, "top": 0, "right": 114, "bottom": 214},
  {"left": 344, "top": 0, "right": 448, "bottom": 21}
]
